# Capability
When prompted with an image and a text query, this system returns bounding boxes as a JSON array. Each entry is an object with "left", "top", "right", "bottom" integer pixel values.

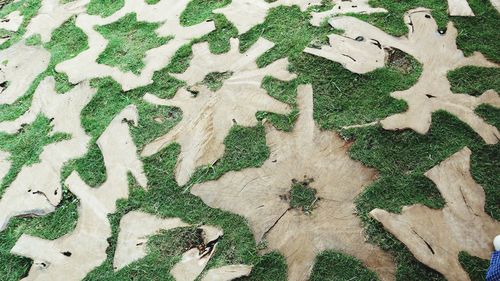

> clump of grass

[
  {"left": 148, "top": 226, "right": 204, "bottom": 257},
  {"left": 289, "top": 178, "right": 318, "bottom": 214},
  {"left": 310, "top": 251, "right": 379, "bottom": 281},
  {"left": 87, "top": 0, "right": 124, "bottom": 17},
  {"left": 24, "top": 33, "right": 41, "bottom": 46},
  {"left": 202, "top": 71, "right": 233, "bottom": 91},
  {"left": 0, "top": 29, "right": 13, "bottom": 43},
  {"left": 459, "top": 251, "right": 490, "bottom": 281},
  {"left": 96, "top": 13, "right": 170, "bottom": 74},
  {"left": 188, "top": 124, "right": 270, "bottom": 185}
]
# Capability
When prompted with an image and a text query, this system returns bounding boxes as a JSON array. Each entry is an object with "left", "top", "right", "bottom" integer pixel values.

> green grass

[
  {"left": 449, "top": 66, "right": 499, "bottom": 96},
  {"left": 24, "top": 33, "right": 41, "bottom": 46},
  {"left": 346, "top": 112, "right": 498, "bottom": 280},
  {"left": 81, "top": 144, "right": 280, "bottom": 281},
  {"left": 0, "top": 116, "right": 69, "bottom": 196},
  {"left": 459, "top": 252, "right": 491, "bottom": 281},
  {"left": 0, "top": 0, "right": 42, "bottom": 50},
  {"left": 201, "top": 71, "right": 234, "bottom": 91},
  {"left": 148, "top": 226, "right": 204, "bottom": 257},
  {"left": 0, "top": 0, "right": 498, "bottom": 280},
  {"left": 310, "top": 251, "right": 379, "bottom": 281},
  {"left": 87, "top": 0, "right": 124, "bottom": 17},
  {"left": 96, "top": 13, "right": 171, "bottom": 74},
  {"left": 453, "top": 0, "right": 500, "bottom": 62},
  {"left": 476, "top": 105, "right": 500, "bottom": 129},
  {"left": 0, "top": 189, "right": 78, "bottom": 280},
  {"left": 289, "top": 179, "right": 318, "bottom": 214},
  {"left": 0, "top": 17, "right": 87, "bottom": 122}
]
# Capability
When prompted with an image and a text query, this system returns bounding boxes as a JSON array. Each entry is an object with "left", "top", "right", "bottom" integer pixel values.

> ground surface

[{"left": 0, "top": 0, "right": 499, "bottom": 280}]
